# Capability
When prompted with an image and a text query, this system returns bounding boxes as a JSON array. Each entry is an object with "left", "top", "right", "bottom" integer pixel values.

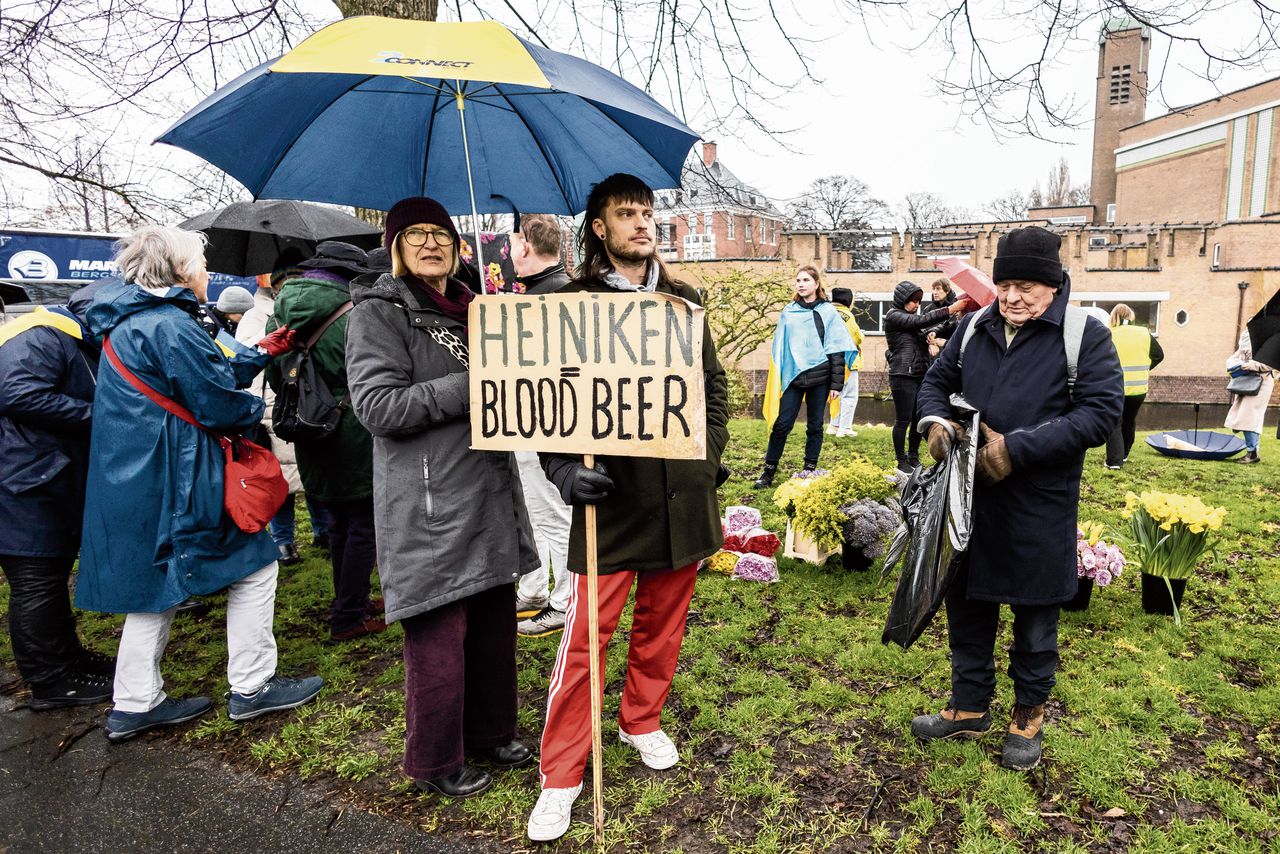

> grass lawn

[{"left": 3, "top": 418, "right": 1279, "bottom": 852}]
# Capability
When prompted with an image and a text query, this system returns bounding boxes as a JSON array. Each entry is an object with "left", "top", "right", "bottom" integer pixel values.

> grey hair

[{"left": 114, "top": 225, "right": 207, "bottom": 290}]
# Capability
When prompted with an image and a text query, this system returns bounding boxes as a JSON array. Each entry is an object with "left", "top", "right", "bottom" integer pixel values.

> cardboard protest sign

[{"left": 468, "top": 292, "right": 706, "bottom": 459}]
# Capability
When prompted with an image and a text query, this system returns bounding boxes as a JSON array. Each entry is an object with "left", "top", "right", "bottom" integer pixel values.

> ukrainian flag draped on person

[{"left": 763, "top": 301, "right": 858, "bottom": 426}]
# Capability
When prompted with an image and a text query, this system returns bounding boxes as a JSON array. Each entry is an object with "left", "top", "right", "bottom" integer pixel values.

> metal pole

[{"left": 456, "top": 84, "right": 485, "bottom": 290}]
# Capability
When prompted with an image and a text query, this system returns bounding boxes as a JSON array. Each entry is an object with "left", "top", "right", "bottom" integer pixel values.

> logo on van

[{"left": 6, "top": 251, "right": 58, "bottom": 280}]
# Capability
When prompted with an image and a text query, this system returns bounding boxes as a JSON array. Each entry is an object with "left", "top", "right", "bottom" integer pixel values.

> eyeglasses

[{"left": 401, "top": 227, "right": 455, "bottom": 247}]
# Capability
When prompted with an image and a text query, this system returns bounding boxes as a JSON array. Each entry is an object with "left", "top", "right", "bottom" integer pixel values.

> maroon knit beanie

[{"left": 384, "top": 196, "right": 460, "bottom": 250}]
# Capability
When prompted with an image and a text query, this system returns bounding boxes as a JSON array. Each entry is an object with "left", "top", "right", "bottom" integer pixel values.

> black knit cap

[
  {"left": 830, "top": 287, "right": 853, "bottom": 308},
  {"left": 992, "top": 226, "right": 1063, "bottom": 287},
  {"left": 384, "top": 196, "right": 459, "bottom": 250}
]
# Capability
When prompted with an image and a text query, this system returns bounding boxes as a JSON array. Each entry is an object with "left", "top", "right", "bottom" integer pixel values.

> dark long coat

[
  {"left": 916, "top": 285, "right": 1123, "bottom": 605},
  {"left": 0, "top": 292, "right": 98, "bottom": 557},
  {"left": 344, "top": 274, "right": 538, "bottom": 624},
  {"left": 542, "top": 276, "right": 730, "bottom": 575}
]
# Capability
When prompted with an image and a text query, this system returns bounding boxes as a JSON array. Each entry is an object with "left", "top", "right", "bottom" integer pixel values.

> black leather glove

[
  {"left": 552, "top": 461, "right": 614, "bottom": 505},
  {"left": 715, "top": 463, "right": 731, "bottom": 487}
]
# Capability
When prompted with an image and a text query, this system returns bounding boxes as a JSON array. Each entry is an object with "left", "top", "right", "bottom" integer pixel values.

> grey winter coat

[{"left": 344, "top": 273, "right": 538, "bottom": 624}]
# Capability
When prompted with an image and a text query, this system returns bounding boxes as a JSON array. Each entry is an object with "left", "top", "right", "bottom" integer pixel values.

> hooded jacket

[
  {"left": 75, "top": 280, "right": 276, "bottom": 614},
  {"left": 884, "top": 281, "right": 949, "bottom": 376},
  {"left": 344, "top": 273, "right": 537, "bottom": 623},
  {"left": 0, "top": 288, "right": 99, "bottom": 556}
]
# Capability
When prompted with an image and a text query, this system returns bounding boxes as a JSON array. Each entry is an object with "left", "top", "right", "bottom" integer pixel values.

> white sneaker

[
  {"left": 835, "top": 428, "right": 857, "bottom": 437},
  {"left": 527, "top": 783, "right": 582, "bottom": 842},
  {"left": 515, "top": 595, "right": 548, "bottom": 615},
  {"left": 619, "top": 728, "right": 680, "bottom": 770},
  {"left": 825, "top": 424, "right": 838, "bottom": 435}
]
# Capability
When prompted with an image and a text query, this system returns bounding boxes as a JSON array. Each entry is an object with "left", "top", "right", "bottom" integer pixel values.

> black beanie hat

[
  {"left": 384, "top": 196, "right": 460, "bottom": 250},
  {"left": 992, "top": 226, "right": 1063, "bottom": 287},
  {"left": 830, "top": 287, "right": 853, "bottom": 308}
]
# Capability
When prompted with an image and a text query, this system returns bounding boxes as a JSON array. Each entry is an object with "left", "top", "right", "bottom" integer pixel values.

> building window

[
  {"left": 1109, "top": 65, "right": 1131, "bottom": 104},
  {"left": 1078, "top": 299, "right": 1161, "bottom": 334},
  {"left": 726, "top": 215, "right": 735, "bottom": 240},
  {"left": 1175, "top": 309, "right": 1189, "bottom": 327},
  {"left": 705, "top": 214, "right": 714, "bottom": 236},
  {"left": 687, "top": 212, "right": 698, "bottom": 231},
  {"left": 657, "top": 222, "right": 673, "bottom": 245},
  {"left": 770, "top": 221, "right": 777, "bottom": 244},
  {"left": 851, "top": 298, "right": 894, "bottom": 335},
  {"left": 758, "top": 220, "right": 765, "bottom": 243}
]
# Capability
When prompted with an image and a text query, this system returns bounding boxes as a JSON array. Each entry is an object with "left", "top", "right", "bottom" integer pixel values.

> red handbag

[{"left": 103, "top": 337, "right": 288, "bottom": 534}]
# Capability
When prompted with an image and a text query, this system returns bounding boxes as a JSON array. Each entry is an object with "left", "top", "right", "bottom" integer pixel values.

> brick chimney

[{"left": 702, "top": 142, "right": 717, "bottom": 167}]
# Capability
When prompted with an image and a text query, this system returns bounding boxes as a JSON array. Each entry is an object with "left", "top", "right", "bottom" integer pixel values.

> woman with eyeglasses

[{"left": 344, "top": 197, "right": 539, "bottom": 799}]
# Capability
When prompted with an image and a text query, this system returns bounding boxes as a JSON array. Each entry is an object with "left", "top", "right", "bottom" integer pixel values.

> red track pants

[{"left": 538, "top": 562, "right": 698, "bottom": 789}]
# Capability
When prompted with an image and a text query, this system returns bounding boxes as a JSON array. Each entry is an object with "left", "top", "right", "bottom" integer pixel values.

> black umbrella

[
  {"left": 180, "top": 200, "right": 381, "bottom": 277},
  {"left": 1246, "top": 287, "right": 1280, "bottom": 370}
]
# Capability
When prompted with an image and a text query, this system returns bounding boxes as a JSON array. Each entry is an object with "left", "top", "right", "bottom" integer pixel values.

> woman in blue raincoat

[
  {"left": 753, "top": 265, "right": 857, "bottom": 488},
  {"left": 76, "top": 225, "right": 321, "bottom": 743}
]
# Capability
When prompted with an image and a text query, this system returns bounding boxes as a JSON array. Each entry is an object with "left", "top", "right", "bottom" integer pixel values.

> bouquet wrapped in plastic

[
  {"left": 723, "top": 526, "right": 782, "bottom": 558},
  {"left": 731, "top": 552, "right": 779, "bottom": 583},
  {"left": 724, "top": 505, "right": 763, "bottom": 536},
  {"left": 704, "top": 550, "right": 742, "bottom": 575}
]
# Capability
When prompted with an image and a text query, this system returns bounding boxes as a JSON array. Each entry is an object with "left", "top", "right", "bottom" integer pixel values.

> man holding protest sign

[{"left": 522, "top": 174, "right": 730, "bottom": 842}]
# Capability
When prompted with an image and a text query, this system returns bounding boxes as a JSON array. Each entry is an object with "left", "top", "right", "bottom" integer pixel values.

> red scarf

[{"left": 404, "top": 275, "right": 474, "bottom": 326}]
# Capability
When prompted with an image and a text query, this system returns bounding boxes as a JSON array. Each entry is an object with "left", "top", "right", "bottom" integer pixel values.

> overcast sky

[{"left": 705, "top": 18, "right": 1267, "bottom": 216}]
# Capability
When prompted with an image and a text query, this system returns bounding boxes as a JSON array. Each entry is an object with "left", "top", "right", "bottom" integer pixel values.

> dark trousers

[
  {"left": 764, "top": 381, "right": 829, "bottom": 466},
  {"left": 0, "top": 555, "right": 84, "bottom": 687},
  {"left": 945, "top": 562, "right": 1060, "bottom": 710},
  {"left": 402, "top": 583, "right": 518, "bottom": 780},
  {"left": 888, "top": 374, "right": 923, "bottom": 466},
  {"left": 1105, "top": 394, "right": 1146, "bottom": 466},
  {"left": 321, "top": 497, "right": 377, "bottom": 633}
]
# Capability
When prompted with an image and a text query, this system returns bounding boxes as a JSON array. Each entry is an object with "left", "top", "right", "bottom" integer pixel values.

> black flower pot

[
  {"left": 1063, "top": 577, "right": 1094, "bottom": 612},
  {"left": 841, "top": 543, "right": 874, "bottom": 572},
  {"left": 1140, "top": 572, "right": 1187, "bottom": 616}
]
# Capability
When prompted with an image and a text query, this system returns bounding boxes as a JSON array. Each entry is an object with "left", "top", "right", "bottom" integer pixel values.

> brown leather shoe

[{"left": 331, "top": 616, "right": 387, "bottom": 642}]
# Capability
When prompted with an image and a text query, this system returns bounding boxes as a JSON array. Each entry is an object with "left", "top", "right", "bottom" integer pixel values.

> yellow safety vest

[
  {"left": 833, "top": 304, "right": 864, "bottom": 371},
  {"left": 1110, "top": 323, "right": 1151, "bottom": 396},
  {"left": 0, "top": 306, "right": 83, "bottom": 347}
]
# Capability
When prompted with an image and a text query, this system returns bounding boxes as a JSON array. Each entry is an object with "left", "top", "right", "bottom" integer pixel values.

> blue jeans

[
  {"left": 764, "top": 381, "right": 829, "bottom": 466},
  {"left": 269, "top": 495, "right": 332, "bottom": 546},
  {"left": 1244, "top": 430, "right": 1260, "bottom": 452}
]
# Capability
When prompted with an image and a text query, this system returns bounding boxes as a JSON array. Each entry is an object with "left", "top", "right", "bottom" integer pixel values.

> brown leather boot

[{"left": 1002, "top": 703, "right": 1045, "bottom": 770}]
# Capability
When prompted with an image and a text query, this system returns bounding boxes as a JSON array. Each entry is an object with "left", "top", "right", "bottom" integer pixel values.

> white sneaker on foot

[
  {"left": 527, "top": 783, "right": 582, "bottom": 841},
  {"left": 619, "top": 728, "right": 680, "bottom": 770},
  {"left": 825, "top": 424, "right": 838, "bottom": 435},
  {"left": 835, "top": 428, "right": 857, "bottom": 437}
]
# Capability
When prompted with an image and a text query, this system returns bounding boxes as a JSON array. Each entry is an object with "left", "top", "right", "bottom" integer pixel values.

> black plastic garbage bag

[{"left": 881, "top": 397, "right": 980, "bottom": 649}]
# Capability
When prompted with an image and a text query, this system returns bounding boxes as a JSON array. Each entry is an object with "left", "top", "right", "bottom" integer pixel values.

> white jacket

[{"left": 235, "top": 288, "right": 303, "bottom": 494}]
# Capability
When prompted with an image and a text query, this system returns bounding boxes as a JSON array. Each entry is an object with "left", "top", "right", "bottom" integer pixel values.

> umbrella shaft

[{"left": 456, "top": 85, "right": 486, "bottom": 287}]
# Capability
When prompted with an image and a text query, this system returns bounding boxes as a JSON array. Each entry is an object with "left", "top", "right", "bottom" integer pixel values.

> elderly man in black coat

[{"left": 911, "top": 227, "right": 1122, "bottom": 771}]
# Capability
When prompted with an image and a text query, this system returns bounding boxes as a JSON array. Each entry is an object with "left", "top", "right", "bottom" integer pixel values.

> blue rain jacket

[
  {"left": 0, "top": 291, "right": 99, "bottom": 556},
  {"left": 74, "top": 280, "right": 275, "bottom": 614}
]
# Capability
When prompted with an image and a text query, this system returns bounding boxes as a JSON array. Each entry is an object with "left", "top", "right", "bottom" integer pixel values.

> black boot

[
  {"left": 415, "top": 765, "right": 493, "bottom": 798},
  {"left": 752, "top": 464, "right": 778, "bottom": 489},
  {"left": 802, "top": 460, "right": 818, "bottom": 471},
  {"left": 1239, "top": 450, "right": 1260, "bottom": 465}
]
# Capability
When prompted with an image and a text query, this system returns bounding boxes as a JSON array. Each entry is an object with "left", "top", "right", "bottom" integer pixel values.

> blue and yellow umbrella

[{"left": 158, "top": 17, "right": 699, "bottom": 263}]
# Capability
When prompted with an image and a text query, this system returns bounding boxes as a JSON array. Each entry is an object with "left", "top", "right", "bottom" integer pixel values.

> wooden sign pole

[{"left": 583, "top": 452, "right": 605, "bottom": 847}]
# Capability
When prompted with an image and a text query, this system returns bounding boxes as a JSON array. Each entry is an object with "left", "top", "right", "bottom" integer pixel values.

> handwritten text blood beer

[{"left": 467, "top": 292, "right": 706, "bottom": 459}]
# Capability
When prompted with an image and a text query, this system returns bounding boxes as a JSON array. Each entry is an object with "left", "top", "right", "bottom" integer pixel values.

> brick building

[
  {"left": 1091, "top": 21, "right": 1280, "bottom": 224},
  {"left": 666, "top": 22, "right": 1280, "bottom": 408},
  {"left": 654, "top": 143, "right": 787, "bottom": 262}
]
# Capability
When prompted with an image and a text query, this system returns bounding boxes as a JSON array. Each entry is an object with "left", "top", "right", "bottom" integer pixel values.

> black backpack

[{"left": 271, "top": 302, "right": 353, "bottom": 443}]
